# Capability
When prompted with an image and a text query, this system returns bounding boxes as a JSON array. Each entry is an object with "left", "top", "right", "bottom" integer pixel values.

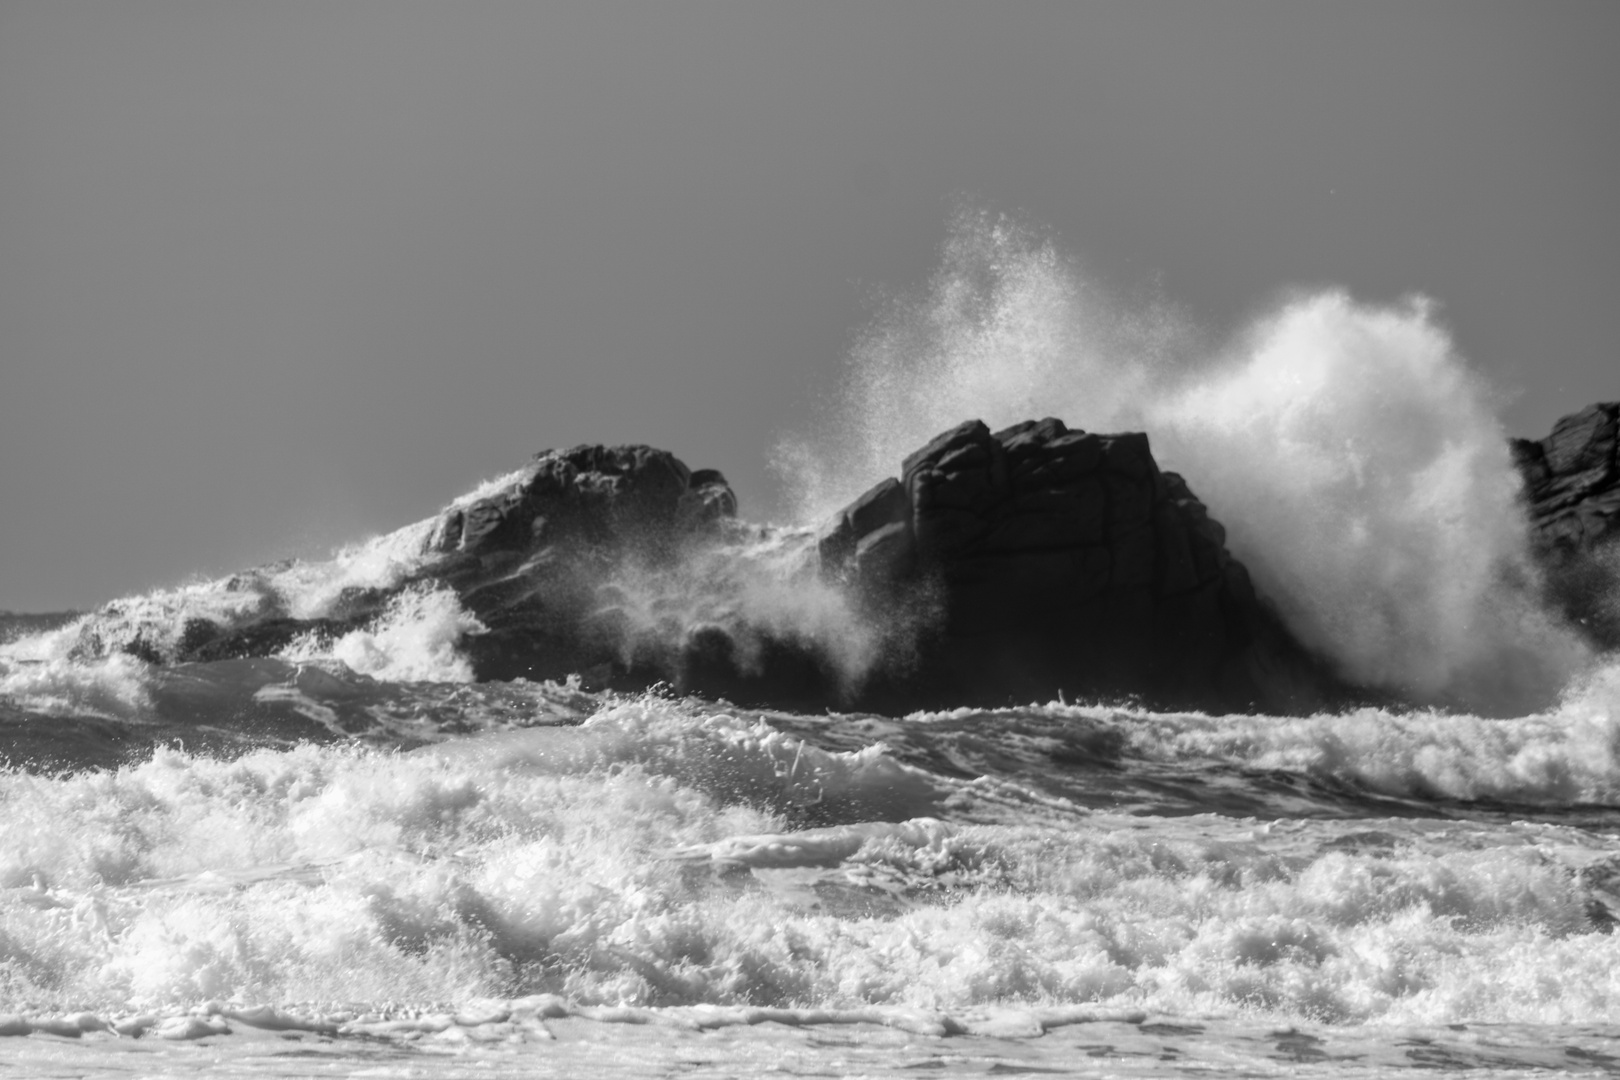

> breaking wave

[{"left": 776, "top": 207, "right": 1601, "bottom": 712}]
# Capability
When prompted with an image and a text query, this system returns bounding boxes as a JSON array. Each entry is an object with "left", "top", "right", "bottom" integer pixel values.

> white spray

[{"left": 775, "top": 209, "right": 1596, "bottom": 713}]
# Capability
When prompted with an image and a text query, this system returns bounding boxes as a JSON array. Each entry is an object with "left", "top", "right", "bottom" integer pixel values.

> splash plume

[{"left": 777, "top": 209, "right": 1594, "bottom": 711}]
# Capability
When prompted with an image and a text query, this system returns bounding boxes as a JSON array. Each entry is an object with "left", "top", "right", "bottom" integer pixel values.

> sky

[{"left": 2, "top": 1, "right": 1617, "bottom": 612}]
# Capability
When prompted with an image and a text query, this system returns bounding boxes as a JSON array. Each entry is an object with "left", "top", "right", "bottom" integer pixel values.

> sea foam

[
  {"left": 282, "top": 583, "right": 486, "bottom": 683},
  {"left": 5, "top": 693, "right": 1620, "bottom": 1027}
]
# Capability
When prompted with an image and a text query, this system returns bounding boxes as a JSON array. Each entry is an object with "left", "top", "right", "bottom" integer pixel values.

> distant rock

[
  {"left": 1512, "top": 402, "right": 1620, "bottom": 649},
  {"left": 816, "top": 418, "right": 1342, "bottom": 714}
]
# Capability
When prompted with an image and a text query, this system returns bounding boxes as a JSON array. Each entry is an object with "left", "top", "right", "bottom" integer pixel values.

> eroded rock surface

[
  {"left": 1513, "top": 402, "right": 1620, "bottom": 649},
  {"left": 1514, "top": 402, "right": 1620, "bottom": 556},
  {"left": 817, "top": 418, "right": 1340, "bottom": 714},
  {"left": 73, "top": 426, "right": 1344, "bottom": 715}
]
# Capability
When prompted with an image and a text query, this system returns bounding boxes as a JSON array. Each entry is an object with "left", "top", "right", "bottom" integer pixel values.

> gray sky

[{"left": 2, "top": 1, "right": 1616, "bottom": 612}]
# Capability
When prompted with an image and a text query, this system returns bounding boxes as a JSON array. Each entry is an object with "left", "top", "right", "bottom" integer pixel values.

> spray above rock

[{"left": 778, "top": 211, "right": 1601, "bottom": 715}]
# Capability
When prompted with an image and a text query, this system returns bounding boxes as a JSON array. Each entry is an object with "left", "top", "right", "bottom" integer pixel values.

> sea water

[
  {"left": 6, "top": 635, "right": 1620, "bottom": 1077},
  {"left": 8, "top": 574, "right": 1620, "bottom": 1078},
  {"left": 3, "top": 218, "right": 1618, "bottom": 1076}
]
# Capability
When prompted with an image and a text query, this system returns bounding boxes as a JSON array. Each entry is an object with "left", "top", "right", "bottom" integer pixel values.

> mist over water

[
  {"left": 284, "top": 584, "right": 487, "bottom": 684},
  {"left": 776, "top": 209, "right": 1596, "bottom": 712},
  {"left": 590, "top": 526, "right": 908, "bottom": 696}
]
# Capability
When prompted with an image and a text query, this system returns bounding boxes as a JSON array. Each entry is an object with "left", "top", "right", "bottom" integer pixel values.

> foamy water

[
  {"left": 6, "top": 659, "right": 1620, "bottom": 1075},
  {"left": 5, "top": 686, "right": 1620, "bottom": 1075},
  {"left": 5, "top": 694, "right": 1620, "bottom": 1019}
]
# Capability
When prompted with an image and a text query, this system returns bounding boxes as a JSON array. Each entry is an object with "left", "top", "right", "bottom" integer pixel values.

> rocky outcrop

[
  {"left": 86, "top": 425, "right": 1344, "bottom": 715},
  {"left": 1513, "top": 402, "right": 1620, "bottom": 649},
  {"left": 130, "top": 445, "right": 744, "bottom": 682},
  {"left": 418, "top": 444, "right": 739, "bottom": 681},
  {"left": 815, "top": 418, "right": 1341, "bottom": 714}
]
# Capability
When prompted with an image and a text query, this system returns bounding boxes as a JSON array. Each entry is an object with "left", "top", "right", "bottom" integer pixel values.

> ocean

[
  {"left": 4, "top": 567, "right": 1620, "bottom": 1077},
  {"left": 4, "top": 223, "right": 1618, "bottom": 1077}
]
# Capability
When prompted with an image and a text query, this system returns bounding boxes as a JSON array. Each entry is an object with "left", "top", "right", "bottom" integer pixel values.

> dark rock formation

[
  {"left": 816, "top": 418, "right": 1340, "bottom": 714},
  {"left": 1513, "top": 402, "right": 1620, "bottom": 649},
  {"left": 91, "top": 444, "right": 745, "bottom": 686},
  {"left": 83, "top": 425, "right": 1345, "bottom": 715},
  {"left": 418, "top": 444, "right": 737, "bottom": 682},
  {"left": 1514, "top": 402, "right": 1620, "bottom": 556}
]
